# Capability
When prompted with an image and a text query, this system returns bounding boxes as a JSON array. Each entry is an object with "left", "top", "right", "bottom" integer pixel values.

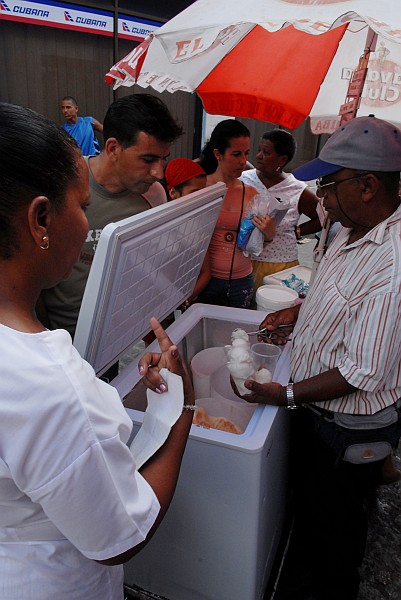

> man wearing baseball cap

[{"left": 236, "top": 116, "right": 401, "bottom": 599}]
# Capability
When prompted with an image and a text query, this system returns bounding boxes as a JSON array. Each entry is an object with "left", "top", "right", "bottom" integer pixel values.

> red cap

[{"left": 165, "top": 158, "right": 206, "bottom": 190}]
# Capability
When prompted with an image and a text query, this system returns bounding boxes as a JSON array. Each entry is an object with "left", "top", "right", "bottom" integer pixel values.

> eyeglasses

[{"left": 315, "top": 174, "right": 366, "bottom": 198}]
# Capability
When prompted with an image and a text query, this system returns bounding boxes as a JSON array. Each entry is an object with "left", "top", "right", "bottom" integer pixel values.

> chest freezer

[
  {"left": 74, "top": 183, "right": 227, "bottom": 374},
  {"left": 74, "top": 182, "right": 291, "bottom": 600}
]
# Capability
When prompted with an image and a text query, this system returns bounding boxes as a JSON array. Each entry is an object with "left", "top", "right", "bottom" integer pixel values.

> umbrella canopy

[{"left": 106, "top": 0, "right": 401, "bottom": 131}]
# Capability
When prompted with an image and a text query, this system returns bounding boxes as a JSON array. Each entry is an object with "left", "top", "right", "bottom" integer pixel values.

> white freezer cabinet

[
  {"left": 73, "top": 184, "right": 291, "bottom": 600},
  {"left": 115, "top": 304, "right": 291, "bottom": 600}
]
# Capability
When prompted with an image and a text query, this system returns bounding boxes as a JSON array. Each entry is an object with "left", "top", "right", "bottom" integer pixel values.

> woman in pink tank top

[{"left": 197, "top": 120, "right": 275, "bottom": 308}]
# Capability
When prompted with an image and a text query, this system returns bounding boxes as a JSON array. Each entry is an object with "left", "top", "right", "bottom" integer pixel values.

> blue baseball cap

[{"left": 293, "top": 115, "right": 401, "bottom": 181}]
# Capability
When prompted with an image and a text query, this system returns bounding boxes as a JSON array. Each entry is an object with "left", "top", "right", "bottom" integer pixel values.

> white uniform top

[{"left": 0, "top": 325, "right": 160, "bottom": 600}]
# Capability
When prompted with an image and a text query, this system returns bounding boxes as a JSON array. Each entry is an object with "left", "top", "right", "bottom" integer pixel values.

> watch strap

[{"left": 285, "top": 383, "right": 298, "bottom": 410}]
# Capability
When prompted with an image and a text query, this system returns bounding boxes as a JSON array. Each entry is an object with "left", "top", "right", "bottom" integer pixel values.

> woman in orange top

[{"left": 197, "top": 120, "right": 275, "bottom": 308}]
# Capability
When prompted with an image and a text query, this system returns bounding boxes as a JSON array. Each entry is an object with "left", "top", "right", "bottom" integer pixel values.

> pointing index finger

[{"left": 150, "top": 317, "right": 174, "bottom": 352}]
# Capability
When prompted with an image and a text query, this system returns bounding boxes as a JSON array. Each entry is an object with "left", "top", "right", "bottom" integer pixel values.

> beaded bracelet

[{"left": 183, "top": 404, "right": 197, "bottom": 412}]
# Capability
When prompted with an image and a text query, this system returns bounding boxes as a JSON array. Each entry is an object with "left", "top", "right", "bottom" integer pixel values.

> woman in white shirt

[
  {"left": 0, "top": 102, "right": 194, "bottom": 600},
  {"left": 240, "top": 129, "right": 320, "bottom": 289}
]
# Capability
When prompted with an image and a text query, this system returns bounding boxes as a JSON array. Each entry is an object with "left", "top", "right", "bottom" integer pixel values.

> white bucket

[
  {"left": 190, "top": 347, "right": 226, "bottom": 400},
  {"left": 255, "top": 284, "right": 299, "bottom": 313}
]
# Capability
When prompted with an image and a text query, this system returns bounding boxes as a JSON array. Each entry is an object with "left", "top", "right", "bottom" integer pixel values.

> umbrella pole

[
  {"left": 310, "top": 215, "right": 330, "bottom": 286},
  {"left": 112, "top": 0, "right": 119, "bottom": 102},
  {"left": 338, "top": 27, "right": 378, "bottom": 125}
]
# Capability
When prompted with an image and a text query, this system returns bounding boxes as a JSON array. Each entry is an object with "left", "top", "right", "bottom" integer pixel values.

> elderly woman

[
  {"left": 240, "top": 129, "right": 320, "bottom": 290},
  {"left": 0, "top": 102, "right": 194, "bottom": 600}
]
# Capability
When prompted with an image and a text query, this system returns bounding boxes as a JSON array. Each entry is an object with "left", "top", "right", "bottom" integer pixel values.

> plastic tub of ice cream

[
  {"left": 193, "top": 397, "right": 256, "bottom": 434},
  {"left": 255, "top": 284, "right": 298, "bottom": 313}
]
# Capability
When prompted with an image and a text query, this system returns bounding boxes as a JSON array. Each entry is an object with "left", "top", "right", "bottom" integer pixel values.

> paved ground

[{"left": 358, "top": 465, "right": 401, "bottom": 600}]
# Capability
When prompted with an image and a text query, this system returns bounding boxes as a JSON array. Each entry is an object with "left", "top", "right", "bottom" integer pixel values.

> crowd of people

[
  {"left": 42, "top": 96, "right": 320, "bottom": 322},
  {"left": 1, "top": 90, "right": 401, "bottom": 600}
]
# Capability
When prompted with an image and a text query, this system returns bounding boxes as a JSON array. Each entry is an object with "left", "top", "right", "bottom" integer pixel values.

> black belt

[
  {"left": 305, "top": 398, "right": 401, "bottom": 420},
  {"left": 305, "top": 403, "right": 335, "bottom": 420}
]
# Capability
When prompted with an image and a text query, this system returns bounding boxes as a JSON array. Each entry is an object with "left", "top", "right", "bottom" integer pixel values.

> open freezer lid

[{"left": 74, "top": 182, "right": 226, "bottom": 376}]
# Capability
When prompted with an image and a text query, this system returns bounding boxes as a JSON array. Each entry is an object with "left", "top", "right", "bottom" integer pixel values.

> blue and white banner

[{"left": 0, "top": 0, "right": 160, "bottom": 41}]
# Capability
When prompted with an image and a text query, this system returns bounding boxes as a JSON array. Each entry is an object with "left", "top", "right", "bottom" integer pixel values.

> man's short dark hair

[
  {"left": 61, "top": 96, "right": 78, "bottom": 106},
  {"left": 103, "top": 93, "right": 183, "bottom": 147}
]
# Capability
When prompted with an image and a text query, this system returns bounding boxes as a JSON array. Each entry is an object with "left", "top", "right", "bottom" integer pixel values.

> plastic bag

[
  {"left": 237, "top": 216, "right": 255, "bottom": 251},
  {"left": 244, "top": 226, "right": 264, "bottom": 256},
  {"left": 282, "top": 273, "right": 309, "bottom": 295},
  {"left": 237, "top": 193, "right": 268, "bottom": 251},
  {"left": 237, "top": 192, "right": 291, "bottom": 255}
]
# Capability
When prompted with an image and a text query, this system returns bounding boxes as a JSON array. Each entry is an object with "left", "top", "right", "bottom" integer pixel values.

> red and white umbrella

[{"left": 105, "top": 0, "right": 401, "bottom": 132}]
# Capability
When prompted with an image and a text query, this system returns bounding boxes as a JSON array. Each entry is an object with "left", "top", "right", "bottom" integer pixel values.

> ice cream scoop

[
  {"left": 227, "top": 346, "right": 251, "bottom": 361},
  {"left": 231, "top": 338, "right": 250, "bottom": 348},
  {"left": 252, "top": 368, "right": 273, "bottom": 384},
  {"left": 227, "top": 358, "right": 254, "bottom": 379},
  {"left": 231, "top": 328, "right": 249, "bottom": 342},
  {"left": 226, "top": 328, "right": 273, "bottom": 395}
]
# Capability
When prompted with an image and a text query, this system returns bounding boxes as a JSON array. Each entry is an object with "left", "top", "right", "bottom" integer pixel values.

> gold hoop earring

[{"left": 40, "top": 235, "right": 50, "bottom": 250}]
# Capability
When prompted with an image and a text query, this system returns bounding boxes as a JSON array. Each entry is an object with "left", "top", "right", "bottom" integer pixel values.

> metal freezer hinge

[{"left": 124, "top": 583, "right": 169, "bottom": 599}]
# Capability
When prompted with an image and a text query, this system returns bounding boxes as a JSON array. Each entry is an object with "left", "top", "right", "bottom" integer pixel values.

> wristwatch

[{"left": 285, "top": 383, "right": 298, "bottom": 410}]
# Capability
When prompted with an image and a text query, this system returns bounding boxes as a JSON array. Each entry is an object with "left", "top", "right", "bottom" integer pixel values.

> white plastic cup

[{"left": 251, "top": 343, "right": 282, "bottom": 374}]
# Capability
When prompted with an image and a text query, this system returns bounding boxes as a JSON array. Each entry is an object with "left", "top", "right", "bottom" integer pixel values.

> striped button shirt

[{"left": 291, "top": 204, "right": 401, "bottom": 414}]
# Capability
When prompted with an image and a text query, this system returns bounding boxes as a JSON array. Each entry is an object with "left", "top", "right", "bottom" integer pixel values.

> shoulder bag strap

[{"left": 227, "top": 182, "right": 246, "bottom": 301}]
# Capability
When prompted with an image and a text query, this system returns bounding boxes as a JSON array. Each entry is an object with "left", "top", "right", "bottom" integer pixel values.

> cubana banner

[{"left": 0, "top": 0, "right": 160, "bottom": 41}]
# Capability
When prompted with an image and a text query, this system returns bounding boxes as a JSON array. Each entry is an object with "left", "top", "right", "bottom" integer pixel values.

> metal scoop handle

[
  {"left": 248, "top": 324, "right": 294, "bottom": 336},
  {"left": 247, "top": 324, "right": 294, "bottom": 341}
]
